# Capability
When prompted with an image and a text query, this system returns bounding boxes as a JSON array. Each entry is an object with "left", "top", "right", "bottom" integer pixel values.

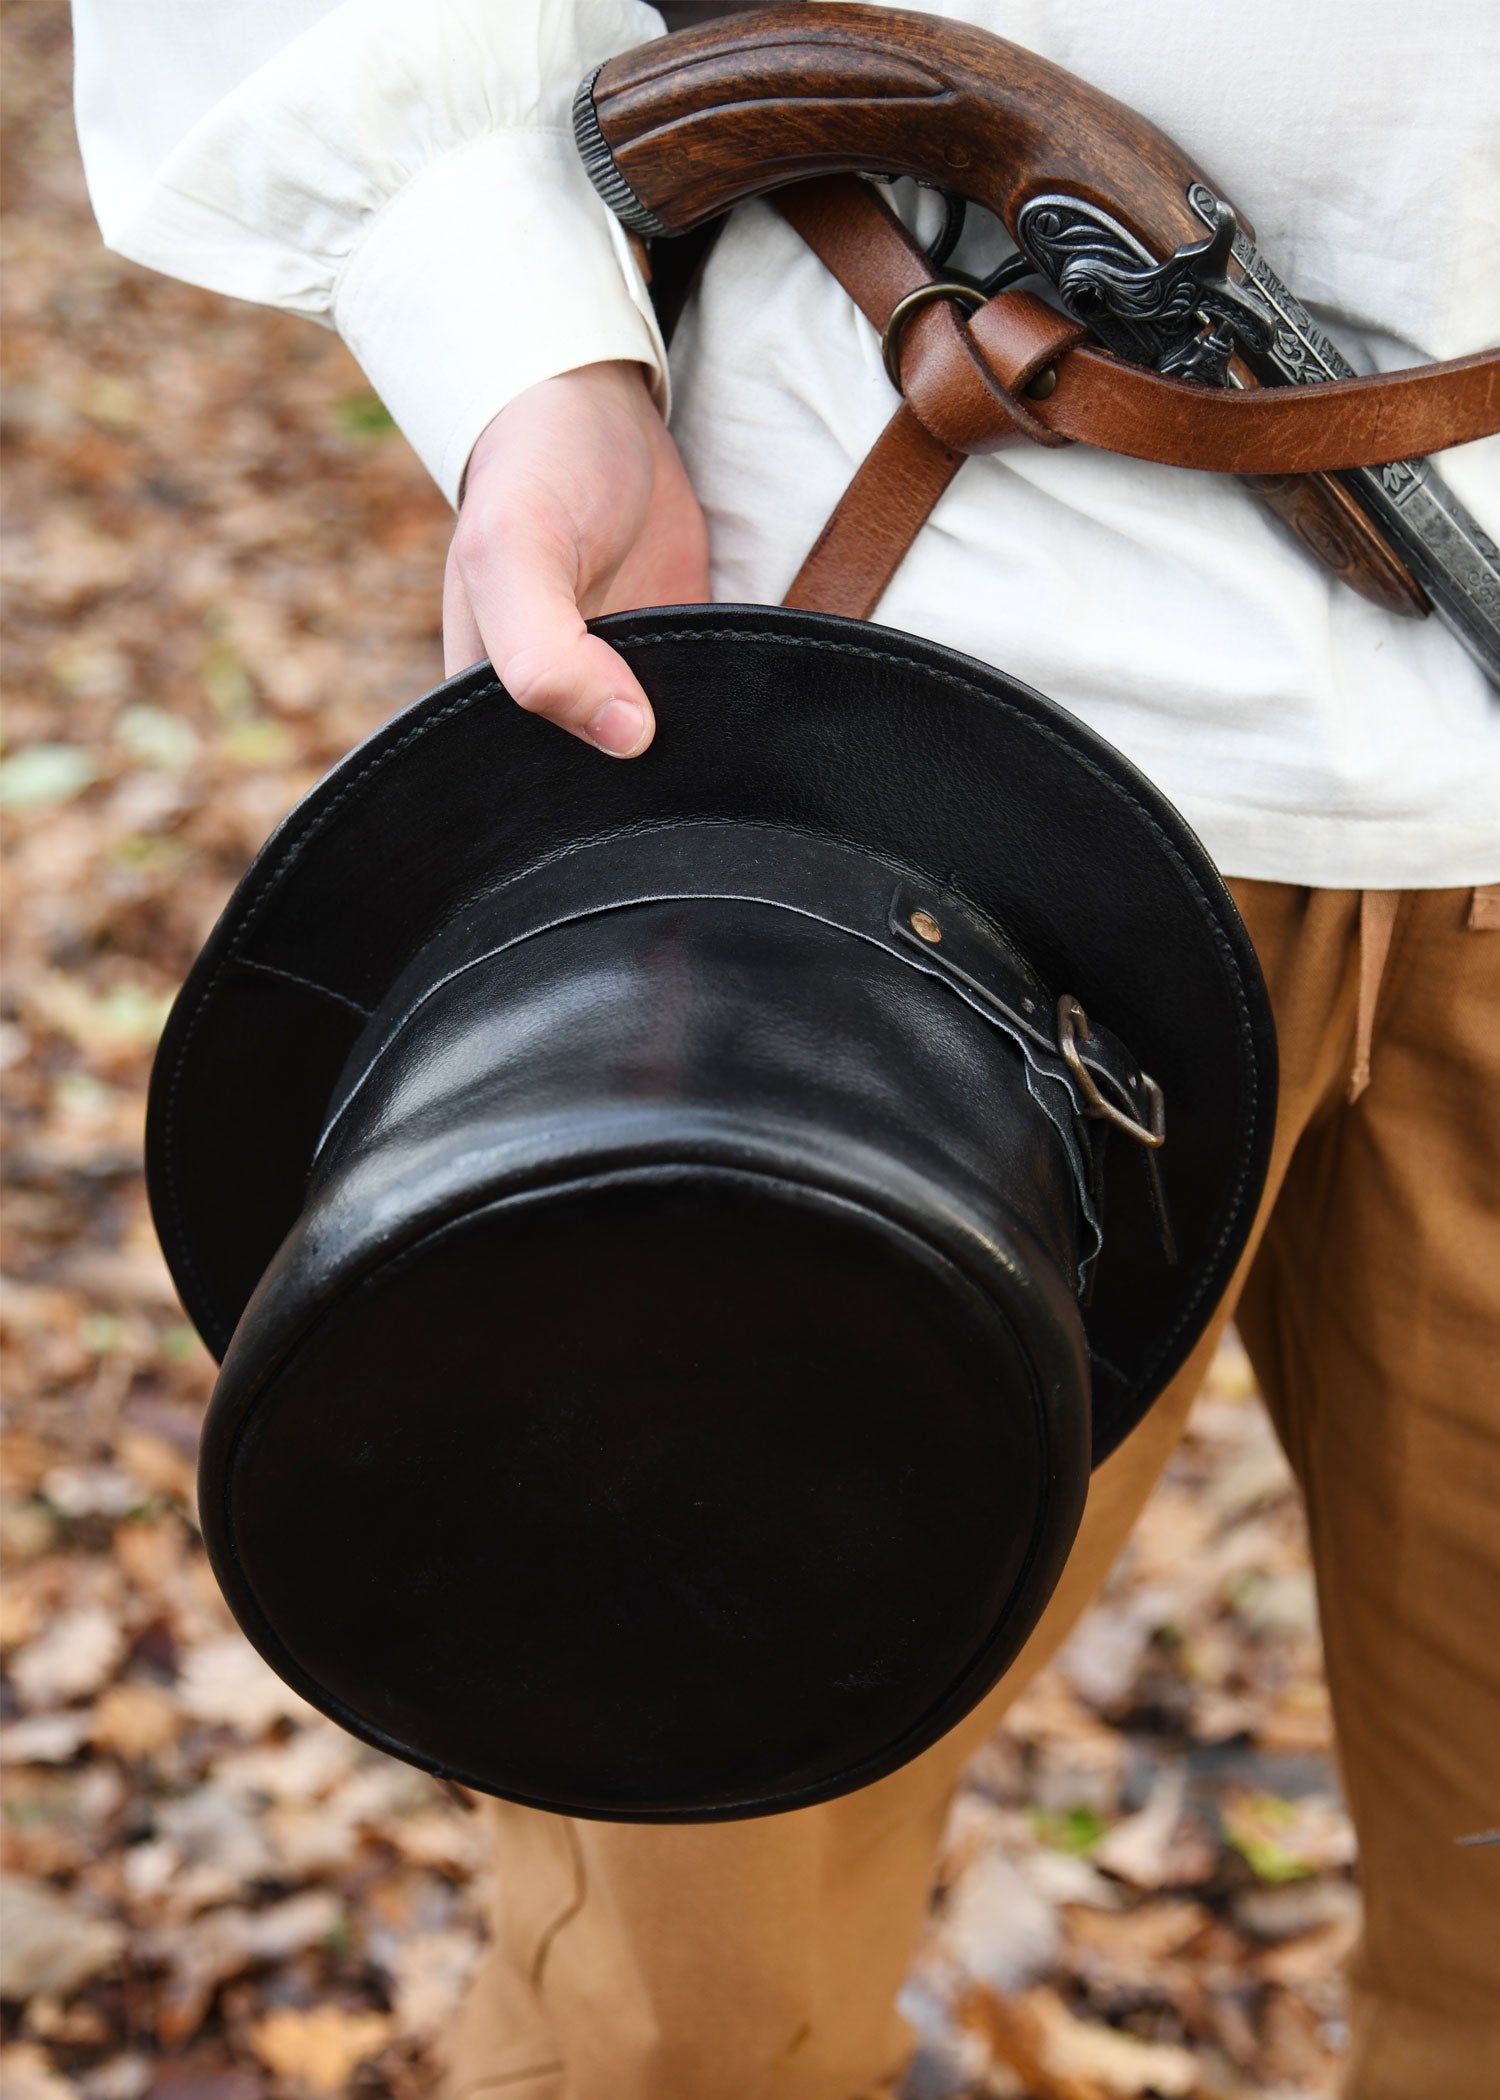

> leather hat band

[{"left": 318, "top": 822, "right": 1166, "bottom": 1284}]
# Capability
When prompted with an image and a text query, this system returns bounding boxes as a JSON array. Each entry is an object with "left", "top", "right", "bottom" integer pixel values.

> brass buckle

[
  {"left": 880, "top": 281, "right": 986, "bottom": 389},
  {"left": 1057, "top": 996, "right": 1166, "bottom": 1148}
]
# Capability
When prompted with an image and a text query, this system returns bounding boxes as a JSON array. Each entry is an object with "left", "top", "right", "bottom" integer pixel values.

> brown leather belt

[{"left": 773, "top": 175, "right": 1500, "bottom": 619}]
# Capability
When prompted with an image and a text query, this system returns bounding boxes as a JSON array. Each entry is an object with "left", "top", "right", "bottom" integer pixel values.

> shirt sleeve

[{"left": 70, "top": 0, "right": 670, "bottom": 503}]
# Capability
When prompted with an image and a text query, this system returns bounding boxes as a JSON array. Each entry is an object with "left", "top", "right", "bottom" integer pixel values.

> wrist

[{"left": 461, "top": 360, "right": 658, "bottom": 506}]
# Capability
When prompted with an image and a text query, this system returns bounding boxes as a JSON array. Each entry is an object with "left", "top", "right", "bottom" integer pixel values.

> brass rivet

[
  {"left": 909, "top": 909, "right": 943, "bottom": 944},
  {"left": 1025, "top": 366, "right": 1058, "bottom": 401},
  {"left": 1021, "top": 997, "right": 1036, "bottom": 1014}
]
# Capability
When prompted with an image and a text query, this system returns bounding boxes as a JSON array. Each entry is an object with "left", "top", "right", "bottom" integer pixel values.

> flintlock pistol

[{"left": 574, "top": 2, "right": 1500, "bottom": 685}]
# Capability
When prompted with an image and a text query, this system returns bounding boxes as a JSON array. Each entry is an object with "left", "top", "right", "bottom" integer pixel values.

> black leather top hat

[{"left": 148, "top": 606, "right": 1275, "bottom": 1821}]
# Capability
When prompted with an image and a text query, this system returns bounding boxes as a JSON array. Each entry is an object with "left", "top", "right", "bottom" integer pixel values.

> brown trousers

[{"left": 445, "top": 882, "right": 1500, "bottom": 2100}]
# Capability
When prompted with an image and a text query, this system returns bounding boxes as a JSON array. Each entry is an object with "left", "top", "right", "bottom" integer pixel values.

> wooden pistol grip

[
  {"left": 585, "top": 4, "right": 1219, "bottom": 264},
  {"left": 584, "top": 4, "right": 1428, "bottom": 617}
]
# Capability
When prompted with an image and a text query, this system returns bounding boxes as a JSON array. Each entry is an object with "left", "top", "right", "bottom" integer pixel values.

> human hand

[{"left": 443, "top": 360, "right": 710, "bottom": 757}]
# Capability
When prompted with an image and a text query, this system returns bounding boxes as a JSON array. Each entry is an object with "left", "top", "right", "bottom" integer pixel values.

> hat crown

[{"left": 205, "top": 837, "right": 1093, "bottom": 1818}]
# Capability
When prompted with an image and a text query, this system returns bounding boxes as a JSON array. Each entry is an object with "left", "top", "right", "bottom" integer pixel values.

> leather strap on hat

[{"left": 773, "top": 176, "right": 1500, "bottom": 620}]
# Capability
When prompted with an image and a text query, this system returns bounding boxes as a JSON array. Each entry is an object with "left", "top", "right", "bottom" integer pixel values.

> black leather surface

[
  {"left": 201, "top": 898, "right": 1092, "bottom": 1816},
  {"left": 310, "top": 822, "right": 1157, "bottom": 1289},
  {"left": 148, "top": 606, "right": 1276, "bottom": 1461},
  {"left": 148, "top": 603, "right": 1276, "bottom": 1821}
]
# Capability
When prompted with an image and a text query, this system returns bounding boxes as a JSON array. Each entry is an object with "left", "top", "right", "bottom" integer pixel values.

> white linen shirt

[{"left": 71, "top": 0, "right": 1500, "bottom": 886}]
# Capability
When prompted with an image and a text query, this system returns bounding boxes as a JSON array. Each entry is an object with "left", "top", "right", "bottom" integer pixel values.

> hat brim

[{"left": 147, "top": 604, "right": 1275, "bottom": 1460}]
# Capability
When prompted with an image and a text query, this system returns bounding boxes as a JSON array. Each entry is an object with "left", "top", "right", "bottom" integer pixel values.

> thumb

[{"left": 445, "top": 523, "right": 655, "bottom": 759}]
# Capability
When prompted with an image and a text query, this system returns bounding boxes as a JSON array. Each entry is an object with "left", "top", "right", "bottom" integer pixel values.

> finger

[
  {"left": 442, "top": 542, "right": 487, "bottom": 678},
  {"left": 465, "top": 528, "right": 655, "bottom": 758}
]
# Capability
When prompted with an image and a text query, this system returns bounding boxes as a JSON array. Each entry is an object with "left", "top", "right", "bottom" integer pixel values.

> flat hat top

[
  {"left": 216, "top": 1169, "right": 1077, "bottom": 1817},
  {"left": 147, "top": 603, "right": 1275, "bottom": 1461}
]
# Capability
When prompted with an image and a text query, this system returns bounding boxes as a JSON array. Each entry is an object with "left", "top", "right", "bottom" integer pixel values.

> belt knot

[{"left": 885, "top": 284, "right": 1084, "bottom": 455}]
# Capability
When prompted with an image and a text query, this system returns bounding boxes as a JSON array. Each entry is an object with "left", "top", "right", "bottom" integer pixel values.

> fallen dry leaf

[
  {"left": 378, "top": 1804, "right": 487, "bottom": 1875},
  {"left": 1258, "top": 1914, "right": 1362, "bottom": 1988},
  {"left": 111, "top": 1510, "right": 190, "bottom": 1596},
  {"left": 959, "top": 1985, "right": 1100, "bottom": 2100},
  {"left": 1092, "top": 1765, "right": 1186, "bottom": 1888},
  {"left": 1235, "top": 1876, "right": 1361, "bottom": 1943},
  {"left": 1064, "top": 1898, "right": 1210, "bottom": 1986},
  {"left": 1259, "top": 1984, "right": 1331, "bottom": 2083},
  {"left": 0, "top": 1497, "right": 61, "bottom": 1563},
  {"left": 941, "top": 1849, "right": 1060, "bottom": 1993},
  {"left": 0, "top": 1579, "right": 49, "bottom": 1651},
  {"left": 382, "top": 1929, "right": 484, "bottom": 2038},
  {"left": 20, "top": 1989, "right": 111, "bottom": 2046},
  {"left": 175, "top": 1636, "right": 315, "bottom": 1732},
  {"left": 147, "top": 1786, "right": 280, "bottom": 1913},
  {"left": 0, "top": 2042, "right": 80, "bottom": 2100},
  {"left": 89, "top": 1678, "right": 181, "bottom": 1759},
  {"left": 41, "top": 1461, "right": 146, "bottom": 1519},
  {"left": 261, "top": 1799, "right": 369, "bottom": 1879},
  {"left": 76, "top": 2050, "right": 155, "bottom": 2099},
  {"left": 0, "top": 1876, "right": 127, "bottom": 1998},
  {"left": 114, "top": 1426, "right": 199, "bottom": 1509},
  {"left": 248, "top": 2005, "right": 394, "bottom": 2094},
  {"left": 964, "top": 1984, "right": 1198, "bottom": 2098},
  {"left": 1255, "top": 1679, "right": 1335, "bottom": 1755},
  {"left": 0, "top": 1710, "right": 90, "bottom": 1763},
  {"left": 1022, "top": 1847, "right": 1121, "bottom": 1912},
  {"left": 9, "top": 1601, "right": 126, "bottom": 1708},
  {"left": 145, "top": 1890, "right": 344, "bottom": 2046},
  {"left": 1057, "top": 1586, "right": 1190, "bottom": 1712},
  {"left": 211, "top": 1725, "right": 355, "bottom": 1805},
  {"left": 1221, "top": 1789, "right": 1356, "bottom": 1882}
]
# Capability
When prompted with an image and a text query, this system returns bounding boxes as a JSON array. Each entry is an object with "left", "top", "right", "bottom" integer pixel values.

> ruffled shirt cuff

[
  {"left": 332, "top": 129, "right": 664, "bottom": 504},
  {"left": 76, "top": 0, "right": 668, "bottom": 506}
]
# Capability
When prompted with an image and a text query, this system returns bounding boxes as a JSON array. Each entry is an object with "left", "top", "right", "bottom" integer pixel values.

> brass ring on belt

[{"left": 880, "top": 281, "right": 986, "bottom": 390}]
